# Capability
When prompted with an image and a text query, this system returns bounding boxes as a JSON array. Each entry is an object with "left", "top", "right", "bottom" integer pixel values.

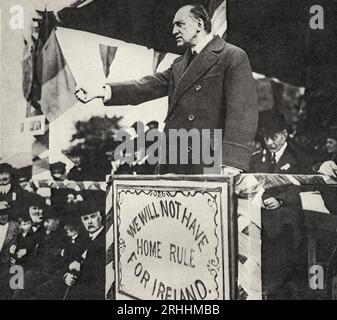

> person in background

[
  {"left": 50, "top": 162, "right": 67, "bottom": 182},
  {"left": 0, "top": 163, "right": 29, "bottom": 222},
  {"left": 249, "top": 110, "right": 311, "bottom": 299},
  {"left": 17, "top": 166, "right": 34, "bottom": 193},
  {"left": 314, "top": 127, "right": 337, "bottom": 178},
  {"left": 13, "top": 207, "right": 66, "bottom": 300},
  {"left": 0, "top": 211, "right": 18, "bottom": 299},
  {"left": 63, "top": 198, "right": 105, "bottom": 300},
  {"left": 25, "top": 193, "right": 46, "bottom": 242},
  {"left": 61, "top": 213, "right": 89, "bottom": 267},
  {"left": 10, "top": 212, "right": 38, "bottom": 270}
]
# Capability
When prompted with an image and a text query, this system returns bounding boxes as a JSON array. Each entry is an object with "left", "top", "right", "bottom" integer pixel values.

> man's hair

[{"left": 189, "top": 4, "right": 212, "bottom": 33}]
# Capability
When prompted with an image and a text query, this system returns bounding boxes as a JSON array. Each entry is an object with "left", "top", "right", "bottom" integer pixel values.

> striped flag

[
  {"left": 211, "top": 0, "right": 227, "bottom": 38},
  {"left": 39, "top": 30, "right": 78, "bottom": 122},
  {"left": 99, "top": 44, "right": 118, "bottom": 78}
]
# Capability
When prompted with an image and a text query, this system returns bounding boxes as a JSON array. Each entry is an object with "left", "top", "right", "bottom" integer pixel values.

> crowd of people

[
  {"left": 0, "top": 163, "right": 106, "bottom": 300},
  {"left": 1, "top": 108, "right": 337, "bottom": 300}
]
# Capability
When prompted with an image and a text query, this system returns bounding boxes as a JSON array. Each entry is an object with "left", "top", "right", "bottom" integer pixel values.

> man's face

[
  {"left": 29, "top": 206, "right": 43, "bottom": 224},
  {"left": 172, "top": 7, "right": 200, "bottom": 48},
  {"left": 64, "top": 225, "right": 78, "bottom": 238},
  {"left": 20, "top": 220, "right": 32, "bottom": 233},
  {"left": 0, "top": 214, "right": 9, "bottom": 225},
  {"left": 44, "top": 218, "right": 59, "bottom": 232},
  {"left": 51, "top": 171, "right": 66, "bottom": 181},
  {"left": 0, "top": 172, "right": 11, "bottom": 186},
  {"left": 264, "top": 130, "right": 288, "bottom": 153},
  {"left": 326, "top": 138, "right": 337, "bottom": 154},
  {"left": 81, "top": 211, "right": 103, "bottom": 234}
]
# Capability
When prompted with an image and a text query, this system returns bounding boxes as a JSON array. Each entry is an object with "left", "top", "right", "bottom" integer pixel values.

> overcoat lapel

[
  {"left": 275, "top": 148, "right": 296, "bottom": 172},
  {"left": 168, "top": 36, "right": 225, "bottom": 115}
]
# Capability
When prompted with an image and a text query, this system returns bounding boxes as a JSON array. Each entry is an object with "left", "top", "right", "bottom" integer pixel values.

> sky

[
  {"left": 0, "top": 1, "right": 89, "bottom": 167},
  {"left": 0, "top": 0, "right": 33, "bottom": 167}
]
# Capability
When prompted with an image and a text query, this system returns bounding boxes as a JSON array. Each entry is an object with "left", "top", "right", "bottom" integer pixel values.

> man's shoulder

[
  {"left": 286, "top": 141, "right": 308, "bottom": 159},
  {"left": 223, "top": 41, "right": 245, "bottom": 53},
  {"left": 251, "top": 149, "right": 264, "bottom": 160},
  {"left": 172, "top": 54, "right": 184, "bottom": 65}
]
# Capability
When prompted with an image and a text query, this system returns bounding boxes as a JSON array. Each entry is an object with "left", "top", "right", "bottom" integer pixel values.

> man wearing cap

[
  {"left": 250, "top": 110, "right": 311, "bottom": 299},
  {"left": 75, "top": 4, "right": 258, "bottom": 175},
  {"left": 24, "top": 193, "right": 46, "bottom": 240},
  {"left": 50, "top": 162, "right": 67, "bottom": 181},
  {"left": 0, "top": 163, "right": 29, "bottom": 222},
  {"left": 13, "top": 206, "right": 66, "bottom": 299},
  {"left": 63, "top": 197, "right": 105, "bottom": 300}
]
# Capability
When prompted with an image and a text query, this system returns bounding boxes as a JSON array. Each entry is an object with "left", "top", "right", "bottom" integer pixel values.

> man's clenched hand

[{"left": 75, "top": 85, "right": 106, "bottom": 103}]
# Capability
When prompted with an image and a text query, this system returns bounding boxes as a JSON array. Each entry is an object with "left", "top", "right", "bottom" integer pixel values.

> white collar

[
  {"left": 0, "top": 184, "right": 11, "bottom": 195},
  {"left": 272, "top": 142, "right": 288, "bottom": 163},
  {"left": 191, "top": 33, "right": 214, "bottom": 54},
  {"left": 0, "top": 223, "right": 9, "bottom": 252},
  {"left": 22, "top": 231, "right": 29, "bottom": 238},
  {"left": 89, "top": 226, "right": 104, "bottom": 241},
  {"left": 32, "top": 225, "right": 41, "bottom": 232}
]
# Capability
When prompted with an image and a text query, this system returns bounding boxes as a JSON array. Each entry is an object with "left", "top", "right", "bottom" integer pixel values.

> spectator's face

[
  {"left": 172, "top": 7, "right": 199, "bottom": 48},
  {"left": 326, "top": 138, "right": 337, "bottom": 154},
  {"left": 0, "top": 214, "right": 9, "bottom": 225},
  {"left": 51, "top": 169, "right": 66, "bottom": 181},
  {"left": 0, "top": 172, "right": 11, "bottom": 186},
  {"left": 44, "top": 218, "right": 59, "bottom": 231},
  {"left": 64, "top": 225, "right": 78, "bottom": 238},
  {"left": 29, "top": 206, "right": 44, "bottom": 224},
  {"left": 20, "top": 220, "right": 32, "bottom": 233},
  {"left": 81, "top": 211, "right": 103, "bottom": 234},
  {"left": 19, "top": 179, "right": 30, "bottom": 190},
  {"left": 264, "top": 130, "right": 288, "bottom": 153},
  {"left": 67, "top": 194, "right": 76, "bottom": 203}
]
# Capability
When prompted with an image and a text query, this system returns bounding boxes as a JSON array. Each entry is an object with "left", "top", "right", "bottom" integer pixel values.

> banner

[{"left": 111, "top": 177, "right": 234, "bottom": 300}]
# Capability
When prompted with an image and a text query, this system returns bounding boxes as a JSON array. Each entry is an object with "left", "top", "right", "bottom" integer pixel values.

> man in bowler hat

[
  {"left": 63, "top": 197, "right": 105, "bottom": 300},
  {"left": 250, "top": 110, "right": 311, "bottom": 299}
]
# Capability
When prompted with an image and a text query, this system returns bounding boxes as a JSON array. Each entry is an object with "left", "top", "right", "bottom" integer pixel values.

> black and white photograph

[{"left": 0, "top": 0, "right": 337, "bottom": 302}]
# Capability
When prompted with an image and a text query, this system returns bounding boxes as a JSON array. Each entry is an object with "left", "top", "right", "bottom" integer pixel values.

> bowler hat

[
  {"left": 77, "top": 196, "right": 105, "bottom": 217},
  {"left": 327, "top": 127, "right": 337, "bottom": 141},
  {"left": 44, "top": 206, "right": 60, "bottom": 220},
  {"left": 24, "top": 192, "right": 46, "bottom": 209},
  {"left": 50, "top": 161, "right": 66, "bottom": 173},
  {"left": 258, "top": 110, "right": 287, "bottom": 137},
  {"left": 0, "top": 163, "right": 14, "bottom": 174}
]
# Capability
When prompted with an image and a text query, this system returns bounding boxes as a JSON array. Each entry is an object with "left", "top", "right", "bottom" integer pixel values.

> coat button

[
  {"left": 195, "top": 84, "right": 201, "bottom": 91},
  {"left": 188, "top": 114, "right": 195, "bottom": 121}
]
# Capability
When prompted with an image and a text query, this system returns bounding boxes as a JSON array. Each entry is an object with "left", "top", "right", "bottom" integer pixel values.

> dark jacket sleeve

[
  {"left": 103, "top": 67, "right": 171, "bottom": 106},
  {"left": 222, "top": 49, "right": 258, "bottom": 171}
]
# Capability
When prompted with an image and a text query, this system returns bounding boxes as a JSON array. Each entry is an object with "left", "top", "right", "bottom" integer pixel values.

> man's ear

[{"left": 197, "top": 18, "right": 204, "bottom": 31}]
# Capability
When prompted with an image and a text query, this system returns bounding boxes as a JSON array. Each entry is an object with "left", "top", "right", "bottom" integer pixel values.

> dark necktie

[{"left": 269, "top": 153, "right": 277, "bottom": 172}]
